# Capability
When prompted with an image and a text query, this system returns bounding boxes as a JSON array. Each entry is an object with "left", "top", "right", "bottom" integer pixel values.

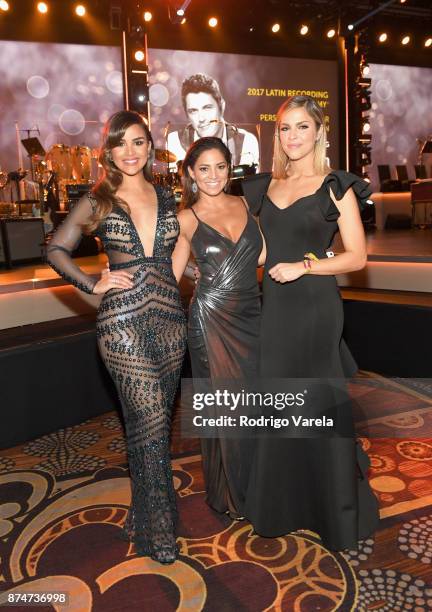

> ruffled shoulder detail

[
  {"left": 318, "top": 170, "right": 374, "bottom": 222},
  {"left": 241, "top": 172, "right": 272, "bottom": 215}
]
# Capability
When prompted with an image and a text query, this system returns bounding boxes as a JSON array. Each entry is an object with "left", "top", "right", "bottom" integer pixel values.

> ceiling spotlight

[
  {"left": 327, "top": 28, "right": 336, "bottom": 38},
  {"left": 425, "top": 38, "right": 432, "bottom": 48},
  {"left": 271, "top": 23, "right": 280, "bottom": 33},
  {"left": 348, "top": 24, "right": 354, "bottom": 31},
  {"left": 37, "top": 2, "right": 48, "bottom": 13},
  {"left": 181, "top": 17, "right": 186, "bottom": 24},
  {"left": 401, "top": 35, "right": 410, "bottom": 45},
  {"left": 0, "top": 1, "right": 9, "bottom": 11},
  {"left": 208, "top": 17, "right": 218, "bottom": 28},
  {"left": 134, "top": 50, "right": 145, "bottom": 61},
  {"left": 378, "top": 33, "right": 388, "bottom": 43},
  {"left": 144, "top": 11, "right": 152, "bottom": 22},
  {"left": 176, "top": 9, "right": 185, "bottom": 16},
  {"left": 300, "top": 25, "right": 309, "bottom": 35},
  {"left": 75, "top": 4, "right": 85, "bottom": 17}
]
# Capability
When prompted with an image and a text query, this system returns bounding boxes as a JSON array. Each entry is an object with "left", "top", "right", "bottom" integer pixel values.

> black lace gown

[
  {"left": 188, "top": 204, "right": 262, "bottom": 517},
  {"left": 242, "top": 170, "right": 379, "bottom": 550},
  {"left": 47, "top": 185, "right": 187, "bottom": 563}
]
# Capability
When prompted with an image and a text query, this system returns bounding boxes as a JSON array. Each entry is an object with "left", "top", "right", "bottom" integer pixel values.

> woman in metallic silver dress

[
  {"left": 47, "top": 111, "right": 187, "bottom": 564},
  {"left": 172, "top": 137, "right": 264, "bottom": 519}
]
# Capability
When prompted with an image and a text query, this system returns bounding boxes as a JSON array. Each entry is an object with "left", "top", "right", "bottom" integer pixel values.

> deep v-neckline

[
  {"left": 199, "top": 216, "right": 249, "bottom": 246},
  {"left": 119, "top": 185, "right": 160, "bottom": 258},
  {"left": 266, "top": 174, "right": 330, "bottom": 212},
  {"left": 192, "top": 207, "right": 250, "bottom": 246}
]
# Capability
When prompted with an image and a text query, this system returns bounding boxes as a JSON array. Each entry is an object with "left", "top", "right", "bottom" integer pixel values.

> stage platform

[{"left": 0, "top": 228, "right": 431, "bottom": 329}]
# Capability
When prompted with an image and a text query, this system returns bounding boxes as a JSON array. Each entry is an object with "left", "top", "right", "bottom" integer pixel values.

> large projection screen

[
  {"left": 369, "top": 63, "right": 432, "bottom": 190},
  {"left": 0, "top": 41, "right": 338, "bottom": 176},
  {"left": 148, "top": 49, "right": 339, "bottom": 172}
]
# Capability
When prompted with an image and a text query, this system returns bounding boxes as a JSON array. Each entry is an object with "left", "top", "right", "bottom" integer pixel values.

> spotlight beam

[
  {"left": 348, "top": 0, "right": 398, "bottom": 30},
  {"left": 169, "top": 0, "right": 192, "bottom": 24},
  {"left": 177, "top": 0, "right": 192, "bottom": 14}
]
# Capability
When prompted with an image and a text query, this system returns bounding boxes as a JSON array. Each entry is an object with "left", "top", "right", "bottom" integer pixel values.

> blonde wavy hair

[
  {"left": 273, "top": 95, "right": 330, "bottom": 179},
  {"left": 83, "top": 110, "right": 154, "bottom": 234}
]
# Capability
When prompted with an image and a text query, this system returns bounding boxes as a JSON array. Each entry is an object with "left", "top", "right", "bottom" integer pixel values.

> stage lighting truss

[
  {"left": 120, "top": 16, "right": 150, "bottom": 116},
  {"left": 352, "top": 49, "right": 372, "bottom": 177},
  {"left": 130, "top": 75, "right": 149, "bottom": 112},
  {"left": 358, "top": 134, "right": 372, "bottom": 144},
  {"left": 129, "top": 24, "right": 148, "bottom": 69}
]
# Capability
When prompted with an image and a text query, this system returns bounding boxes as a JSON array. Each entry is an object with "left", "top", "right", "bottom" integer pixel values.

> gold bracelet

[{"left": 304, "top": 251, "right": 319, "bottom": 262}]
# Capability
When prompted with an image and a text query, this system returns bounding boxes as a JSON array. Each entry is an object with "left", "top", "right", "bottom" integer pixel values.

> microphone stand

[{"left": 164, "top": 121, "right": 171, "bottom": 176}]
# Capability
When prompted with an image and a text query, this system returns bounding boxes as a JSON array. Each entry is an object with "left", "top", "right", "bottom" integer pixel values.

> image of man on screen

[{"left": 167, "top": 73, "right": 260, "bottom": 169}]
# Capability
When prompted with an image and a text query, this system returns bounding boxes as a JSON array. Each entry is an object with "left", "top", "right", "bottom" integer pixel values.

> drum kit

[
  {"left": 37, "top": 143, "right": 100, "bottom": 208},
  {"left": 153, "top": 148, "right": 183, "bottom": 204},
  {"left": 0, "top": 138, "right": 100, "bottom": 220},
  {"left": 44, "top": 144, "right": 97, "bottom": 183},
  {"left": 153, "top": 148, "right": 181, "bottom": 188}
]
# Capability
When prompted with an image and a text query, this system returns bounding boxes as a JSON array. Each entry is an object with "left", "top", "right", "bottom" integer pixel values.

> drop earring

[{"left": 191, "top": 181, "right": 198, "bottom": 194}]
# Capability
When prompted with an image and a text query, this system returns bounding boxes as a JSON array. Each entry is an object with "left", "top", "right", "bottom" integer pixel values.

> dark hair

[
  {"left": 181, "top": 73, "right": 223, "bottom": 113},
  {"left": 84, "top": 110, "right": 154, "bottom": 233},
  {"left": 181, "top": 137, "right": 232, "bottom": 208}
]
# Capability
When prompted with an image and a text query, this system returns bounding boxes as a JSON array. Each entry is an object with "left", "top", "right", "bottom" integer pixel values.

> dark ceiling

[{"left": 0, "top": 0, "right": 431, "bottom": 67}]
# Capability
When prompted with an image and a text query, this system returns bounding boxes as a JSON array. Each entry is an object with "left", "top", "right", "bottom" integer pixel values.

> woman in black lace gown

[
  {"left": 242, "top": 95, "right": 379, "bottom": 550},
  {"left": 47, "top": 111, "right": 187, "bottom": 564},
  {"left": 172, "top": 137, "right": 264, "bottom": 519}
]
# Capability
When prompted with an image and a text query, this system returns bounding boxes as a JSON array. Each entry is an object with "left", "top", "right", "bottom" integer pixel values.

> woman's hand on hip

[
  {"left": 92, "top": 261, "right": 134, "bottom": 294},
  {"left": 268, "top": 261, "right": 305, "bottom": 283}
]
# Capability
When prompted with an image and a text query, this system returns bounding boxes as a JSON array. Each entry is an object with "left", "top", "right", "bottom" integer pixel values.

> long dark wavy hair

[
  {"left": 181, "top": 137, "right": 232, "bottom": 209},
  {"left": 84, "top": 110, "right": 154, "bottom": 233}
]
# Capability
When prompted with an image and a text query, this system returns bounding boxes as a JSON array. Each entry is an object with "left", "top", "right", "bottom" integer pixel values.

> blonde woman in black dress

[
  {"left": 242, "top": 96, "right": 379, "bottom": 549},
  {"left": 47, "top": 111, "right": 187, "bottom": 564}
]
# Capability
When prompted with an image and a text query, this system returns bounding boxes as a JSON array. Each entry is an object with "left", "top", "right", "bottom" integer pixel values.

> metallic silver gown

[{"left": 187, "top": 203, "right": 262, "bottom": 517}]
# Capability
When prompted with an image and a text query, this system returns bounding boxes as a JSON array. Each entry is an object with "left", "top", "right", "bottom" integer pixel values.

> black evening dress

[
  {"left": 47, "top": 185, "right": 187, "bottom": 563},
  {"left": 188, "top": 202, "right": 262, "bottom": 517},
  {"left": 242, "top": 170, "right": 379, "bottom": 550}
]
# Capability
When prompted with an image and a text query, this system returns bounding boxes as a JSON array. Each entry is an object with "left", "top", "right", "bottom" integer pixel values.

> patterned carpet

[{"left": 1, "top": 373, "right": 432, "bottom": 611}]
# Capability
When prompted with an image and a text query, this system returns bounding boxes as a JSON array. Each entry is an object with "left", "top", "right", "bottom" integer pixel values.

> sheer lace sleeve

[{"left": 46, "top": 195, "right": 97, "bottom": 294}]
